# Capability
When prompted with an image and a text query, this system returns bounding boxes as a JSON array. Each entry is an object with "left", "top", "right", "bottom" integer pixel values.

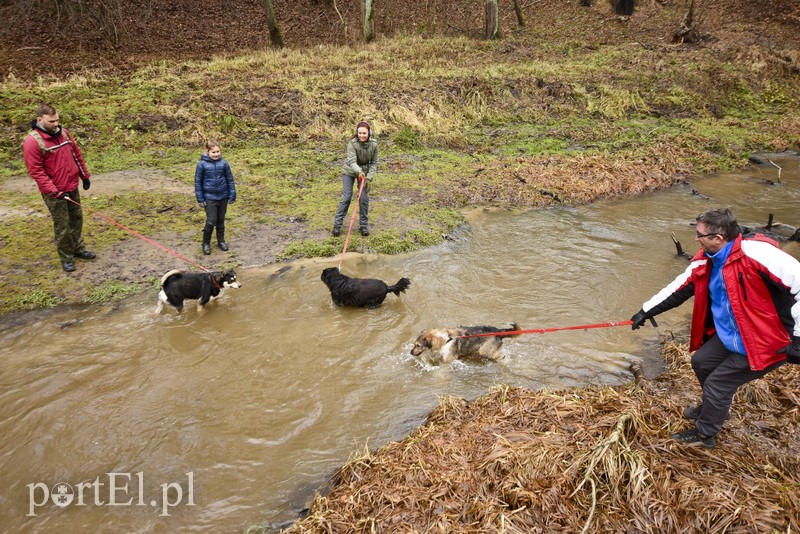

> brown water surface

[{"left": 2, "top": 155, "right": 798, "bottom": 532}]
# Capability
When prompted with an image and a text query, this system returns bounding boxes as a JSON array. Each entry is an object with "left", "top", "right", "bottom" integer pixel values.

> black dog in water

[{"left": 320, "top": 267, "right": 410, "bottom": 308}]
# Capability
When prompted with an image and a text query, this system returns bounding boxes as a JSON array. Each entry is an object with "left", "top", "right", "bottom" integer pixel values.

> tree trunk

[
  {"left": 512, "top": 0, "right": 525, "bottom": 27},
  {"left": 484, "top": 0, "right": 499, "bottom": 40},
  {"left": 361, "top": 0, "right": 375, "bottom": 43},
  {"left": 261, "top": 0, "right": 284, "bottom": 48}
]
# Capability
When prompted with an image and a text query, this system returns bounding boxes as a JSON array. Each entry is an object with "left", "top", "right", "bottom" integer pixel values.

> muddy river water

[{"left": 2, "top": 155, "right": 799, "bottom": 532}]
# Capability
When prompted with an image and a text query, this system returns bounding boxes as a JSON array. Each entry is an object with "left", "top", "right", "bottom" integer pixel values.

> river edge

[{"left": 277, "top": 340, "right": 800, "bottom": 533}]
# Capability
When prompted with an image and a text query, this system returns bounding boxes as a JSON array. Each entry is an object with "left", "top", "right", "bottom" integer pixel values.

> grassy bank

[{"left": 1, "top": 10, "right": 799, "bottom": 313}]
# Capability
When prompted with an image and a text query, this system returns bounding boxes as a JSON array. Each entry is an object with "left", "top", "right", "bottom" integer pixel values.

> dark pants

[
  {"left": 41, "top": 187, "right": 85, "bottom": 263},
  {"left": 203, "top": 199, "right": 229, "bottom": 243},
  {"left": 333, "top": 174, "right": 369, "bottom": 230},
  {"left": 691, "top": 334, "right": 784, "bottom": 436}
]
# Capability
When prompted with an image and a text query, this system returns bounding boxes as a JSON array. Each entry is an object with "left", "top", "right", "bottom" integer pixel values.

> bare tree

[
  {"left": 512, "top": 0, "right": 526, "bottom": 27},
  {"left": 261, "top": 0, "right": 285, "bottom": 48},
  {"left": 8, "top": 0, "right": 125, "bottom": 47},
  {"left": 484, "top": 0, "right": 499, "bottom": 39},
  {"left": 361, "top": 0, "right": 375, "bottom": 42},
  {"left": 673, "top": 0, "right": 697, "bottom": 42}
]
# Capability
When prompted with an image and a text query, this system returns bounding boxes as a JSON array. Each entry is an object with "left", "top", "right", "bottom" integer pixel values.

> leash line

[
  {"left": 458, "top": 320, "right": 635, "bottom": 338},
  {"left": 65, "top": 196, "right": 211, "bottom": 272},
  {"left": 338, "top": 176, "right": 367, "bottom": 269}
]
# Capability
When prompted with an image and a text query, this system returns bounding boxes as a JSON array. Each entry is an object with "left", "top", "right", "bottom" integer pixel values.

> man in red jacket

[
  {"left": 22, "top": 104, "right": 96, "bottom": 272},
  {"left": 631, "top": 208, "right": 800, "bottom": 448}
]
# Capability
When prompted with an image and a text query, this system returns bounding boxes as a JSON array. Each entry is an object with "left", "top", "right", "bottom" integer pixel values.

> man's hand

[
  {"left": 786, "top": 335, "right": 800, "bottom": 364},
  {"left": 630, "top": 309, "right": 649, "bottom": 330},
  {"left": 198, "top": 201, "right": 207, "bottom": 208},
  {"left": 82, "top": 178, "right": 91, "bottom": 190},
  {"left": 53, "top": 191, "right": 70, "bottom": 200}
]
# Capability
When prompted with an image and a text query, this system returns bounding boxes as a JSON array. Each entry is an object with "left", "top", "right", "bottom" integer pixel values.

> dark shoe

[
  {"left": 218, "top": 241, "right": 229, "bottom": 251},
  {"left": 360, "top": 228, "right": 370, "bottom": 236},
  {"left": 75, "top": 250, "right": 96, "bottom": 260},
  {"left": 332, "top": 227, "right": 340, "bottom": 237},
  {"left": 61, "top": 261, "right": 76, "bottom": 272},
  {"left": 683, "top": 404, "right": 702, "bottom": 421},
  {"left": 670, "top": 428, "right": 716, "bottom": 449},
  {"left": 683, "top": 404, "right": 728, "bottom": 422},
  {"left": 202, "top": 243, "right": 211, "bottom": 255}
]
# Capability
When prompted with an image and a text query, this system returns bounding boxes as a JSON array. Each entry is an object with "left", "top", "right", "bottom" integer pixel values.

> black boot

[
  {"left": 217, "top": 226, "right": 228, "bottom": 252},
  {"left": 217, "top": 227, "right": 228, "bottom": 251},
  {"left": 202, "top": 225, "right": 213, "bottom": 255}
]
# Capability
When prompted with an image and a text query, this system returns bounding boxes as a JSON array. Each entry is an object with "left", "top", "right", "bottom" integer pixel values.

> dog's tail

[
  {"left": 498, "top": 323, "right": 521, "bottom": 338},
  {"left": 388, "top": 277, "right": 411, "bottom": 297},
  {"left": 161, "top": 269, "right": 182, "bottom": 286}
]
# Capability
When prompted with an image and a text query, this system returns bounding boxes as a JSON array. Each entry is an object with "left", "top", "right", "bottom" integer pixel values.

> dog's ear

[{"left": 423, "top": 334, "right": 433, "bottom": 349}]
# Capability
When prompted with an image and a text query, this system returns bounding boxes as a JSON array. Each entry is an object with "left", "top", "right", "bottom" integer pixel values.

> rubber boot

[
  {"left": 202, "top": 225, "right": 213, "bottom": 255},
  {"left": 217, "top": 227, "right": 229, "bottom": 251}
]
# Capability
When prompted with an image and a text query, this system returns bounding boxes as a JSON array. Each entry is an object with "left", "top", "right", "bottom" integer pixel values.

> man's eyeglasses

[{"left": 696, "top": 232, "right": 719, "bottom": 239}]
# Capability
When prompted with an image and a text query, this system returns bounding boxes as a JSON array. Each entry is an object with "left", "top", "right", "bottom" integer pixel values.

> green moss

[
  {"left": 86, "top": 281, "right": 143, "bottom": 303},
  {"left": 7, "top": 289, "right": 62, "bottom": 310}
]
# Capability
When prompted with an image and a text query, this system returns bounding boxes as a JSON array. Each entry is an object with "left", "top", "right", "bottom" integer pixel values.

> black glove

[
  {"left": 786, "top": 335, "right": 800, "bottom": 364},
  {"left": 82, "top": 178, "right": 91, "bottom": 190},
  {"left": 631, "top": 309, "right": 649, "bottom": 330},
  {"left": 53, "top": 191, "right": 70, "bottom": 200}
]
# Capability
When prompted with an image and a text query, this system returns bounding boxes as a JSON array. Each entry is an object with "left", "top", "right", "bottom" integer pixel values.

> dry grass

[{"left": 283, "top": 340, "right": 800, "bottom": 533}]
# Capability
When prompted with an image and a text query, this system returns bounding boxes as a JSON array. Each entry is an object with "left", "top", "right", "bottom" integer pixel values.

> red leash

[
  {"left": 458, "top": 320, "right": 636, "bottom": 338},
  {"left": 338, "top": 176, "right": 368, "bottom": 269},
  {"left": 66, "top": 196, "right": 210, "bottom": 272}
]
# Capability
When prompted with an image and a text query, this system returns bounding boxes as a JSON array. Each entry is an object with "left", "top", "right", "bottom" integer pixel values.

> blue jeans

[{"left": 333, "top": 174, "right": 368, "bottom": 230}]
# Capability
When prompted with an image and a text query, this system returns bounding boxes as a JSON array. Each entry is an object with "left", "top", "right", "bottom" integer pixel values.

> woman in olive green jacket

[{"left": 332, "top": 121, "right": 378, "bottom": 237}]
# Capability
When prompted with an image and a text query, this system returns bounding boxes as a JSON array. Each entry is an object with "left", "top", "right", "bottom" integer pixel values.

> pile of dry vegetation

[{"left": 284, "top": 340, "right": 799, "bottom": 532}]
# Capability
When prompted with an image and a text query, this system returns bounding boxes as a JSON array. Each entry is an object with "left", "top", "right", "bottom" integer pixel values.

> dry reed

[{"left": 283, "top": 341, "right": 800, "bottom": 533}]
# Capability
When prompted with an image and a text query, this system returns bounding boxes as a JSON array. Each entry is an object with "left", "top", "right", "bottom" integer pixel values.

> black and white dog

[
  {"left": 321, "top": 267, "right": 410, "bottom": 308},
  {"left": 155, "top": 269, "right": 241, "bottom": 313}
]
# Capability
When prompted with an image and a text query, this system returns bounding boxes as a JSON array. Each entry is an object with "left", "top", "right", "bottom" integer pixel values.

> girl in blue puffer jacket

[{"left": 195, "top": 139, "right": 237, "bottom": 254}]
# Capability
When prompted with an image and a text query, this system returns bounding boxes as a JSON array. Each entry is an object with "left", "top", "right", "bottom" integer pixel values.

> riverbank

[
  {"left": 277, "top": 340, "right": 800, "bottom": 533},
  {"left": 1, "top": 2, "right": 799, "bottom": 314}
]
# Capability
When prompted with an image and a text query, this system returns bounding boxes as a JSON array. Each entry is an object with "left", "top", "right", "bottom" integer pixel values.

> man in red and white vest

[{"left": 631, "top": 208, "right": 800, "bottom": 448}]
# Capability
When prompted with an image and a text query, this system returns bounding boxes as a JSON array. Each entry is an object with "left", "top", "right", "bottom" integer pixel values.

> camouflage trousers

[{"left": 41, "top": 187, "right": 86, "bottom": 263}]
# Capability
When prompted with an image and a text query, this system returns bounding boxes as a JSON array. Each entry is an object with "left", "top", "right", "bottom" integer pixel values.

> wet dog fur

[
  {"left": 321, "top": 267, "right": 410, "bottom": 308},
  {"left": 155, "top": 269, "right": 241, "bottom": 313},
  {"left": 411, "top": 323, "right": 520, "bottom": 364}
]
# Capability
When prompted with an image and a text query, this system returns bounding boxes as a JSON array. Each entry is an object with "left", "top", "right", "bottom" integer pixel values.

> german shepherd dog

[
  {"left": 155, "top": 269, "right": 241, "bottom": 313},
  {"left": 320, "top": 267, "right": 410, "bottom": 308},
  {"left": 411, "top": 323, "right": 520, "bottom": 364}
]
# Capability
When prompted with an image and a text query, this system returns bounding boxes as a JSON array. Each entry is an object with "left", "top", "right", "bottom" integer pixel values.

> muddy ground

[{"left": 0, "top": 171, "right": 325, "bottom": 290}]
